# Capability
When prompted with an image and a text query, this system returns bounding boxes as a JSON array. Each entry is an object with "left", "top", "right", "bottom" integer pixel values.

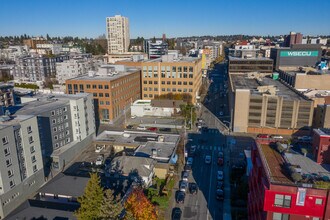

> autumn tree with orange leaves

[{"left": 125, "top": 188, "right": 158, "bottom": 220}]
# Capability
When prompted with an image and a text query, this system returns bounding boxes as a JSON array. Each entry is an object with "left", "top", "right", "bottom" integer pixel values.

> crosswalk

[{"left": 193, "top": 145, "right": 223, "bottom": 151}]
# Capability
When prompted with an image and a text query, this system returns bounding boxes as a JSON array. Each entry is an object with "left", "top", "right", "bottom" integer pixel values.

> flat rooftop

[
  {"left": 280, "top": 67, "right": 330, "bottom": 76},
  {"left": 95, "top": 130, "right": 180, "bottom": 147},
  {"left": 257, "top": 142, "right": 330, "bottom": 188},
  {"left": 0, "top": 114, "right": 35, "bottom": 128},
  {"left": 314, "top": 128, "right": 330, "bottom": 136},
  {"left": 135, "top": 141, "right": 178, "bottom": 162},
  {"left": 13, "top": 94, "right": 89, "bottom": 115},
  {"left": 67, "top": 68, "right": 139, "bottom": 81},
  {"left": 230, "top": 75, "right": 307, "bottom": 100}
]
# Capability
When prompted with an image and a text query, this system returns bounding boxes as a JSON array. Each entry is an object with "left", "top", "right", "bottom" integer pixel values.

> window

[
  {"left": 92, "top": 84, "right": 97, "bottom": 89},
  {"left": 274, "top": 194, "right": 291, "bottom": 208},
  {"left": 315, "top": 198, "right": 323, "bottom": 205},
  {"left": 54, "top": 135, "right": 58, "bottom": 140},
  {"left": 161, "top": 81, "right": 165, "bottom": 85},
  {"left": 65, "top": 130, "right": 70, "bottom": 135},
  {"left": 6, "top": 158, "right": 12, "bottom": 167},
  {"left": 27, "top": 126, "right": 32, "bottom": 133},
  {"left": 183, "top": 82, "right": 187, "bottom": 85},
  {"left": 99, "top": 93, "right": 103, "bottom": 97},
  {"left": 52, "top": 119, "right": 56, "bottom": 124},
  {"left": 93, "top": 93, "right": 97, "bottom": 97},
  {"left": 144, "top": 88, "right": 148, "bottom": 91},
  {"left": 189, "top": 81, "right": 193, "bottom": 85},
  {"left": 273, "top": 213, "right": 289, "bottom": 220},
  {"left": 28, "top": 136, "right": 34, "bottom": 144},
  {"left": 2, "top": 136, "right": 8, "bottom": 145},
  {"left": 63, "top": 107, "right": 67, "bottom": 112},
  {"left": 105, "top": 85, "right": 109, "bottom": 89},
  {"left": 55, "top": 143, "right": 59, "bottom": 148},
  {"left": 30, "top": 146, "right": 35, "bottom": 153},
  {"left": 105, "top": 93, "right": 109, "bottom": 97},
  {"left": 86, "top": 84, "right": 91, "bottom": 89},
  {"left": 106, "top": 101, "right": 110, "bottom": 105},
  {"left": 8, "top": 170, "right": 13, "bottom": 177},
  {"left": 143, "top": 80, "right": 147, "bottom": 84},
  {"left": 149, "top": 94, "right": 153, "bottom": 98},
  {"left": 167, "top": 81, "right": 171, "bottom": 85},
  {"left": 178, "top": 81, "right": 182, "bottom": 85},
  {"left": 98, "top": 85, "right": 103, "bottom": 89},
  {"left": 100, "top": 101, "right": 104, "bottom": 105},
  {"left": 144, "top": 94, "right": 148, "bottom": 97},
  {"left": 53, "top": 127, "right": 57, "bottom": 132},
  {"left": 149, "top": 81, "right": 152, "bottom": 84},
  {"left": 162, "top": 88, "right": 165, "bottom": 92},
  {"left": 51, "top": 111, "right": 55, "bottom": 116},
  {"left": 33, "top": 165, "right": 38, "bottom": 173},
  {"left": 64, "top": 115, "right": 68, "bottom": 120},
  {"left": 9, "top": 180, "right": 15, "bottom": 188},
  {"left": 31, "top": 155, "right": 36, "bottom": 163},
  {"left": 4, "top": 148, "right": 10, "bottom": 156}
]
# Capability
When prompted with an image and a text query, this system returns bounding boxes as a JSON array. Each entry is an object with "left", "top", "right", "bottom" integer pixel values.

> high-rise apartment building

[{"left": 106, "top": 15, "right": 130, "bottom": 54}]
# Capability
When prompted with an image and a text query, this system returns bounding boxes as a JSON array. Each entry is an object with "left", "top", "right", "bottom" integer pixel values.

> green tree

[
  {"left": 100, "top": 189, "right": 123, "bottom": 220},
  {"left": 75, "top": 173, "right": 104, "bottom": 220}
]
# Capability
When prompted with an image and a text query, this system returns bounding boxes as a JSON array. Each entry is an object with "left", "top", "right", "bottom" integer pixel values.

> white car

[
  {"left": 205, "top": 155, "right": 212, "bottom": 164},
  {"left": 187, "top": 157, "right": 193, "bottom": 165},
  {"left": 217, "top": 170, "right": 224, "bottom": 180},
  {"left": 271, "top": 135, "right": 283, "bottom": 139},
  {"left": 95, "top": 145, "right": 104, "bottom": 153},
  {"left": 136, "top": 126, "right": 147, "bottom": 130},
  {"left": 95, "top": 155, "right": 104, "bottom": 166}
]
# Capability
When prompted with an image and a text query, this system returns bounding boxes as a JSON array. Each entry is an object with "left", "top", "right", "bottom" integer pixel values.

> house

[{"left": 107, "top": 156, "right": 155, "bottom": 187}]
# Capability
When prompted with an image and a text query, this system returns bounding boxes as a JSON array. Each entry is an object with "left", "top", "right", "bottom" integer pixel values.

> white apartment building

[
  {"left": 0, "top": 115, "right": 45, "bottom": 219},
  {"left": 56, "top": 58, "right": 92, "bottom": 84},
  {"left": 106, "top": 15, "right": 130, "bottom": 54},
  {"left": 35, "top": 44, "right": 63, "bottom": 55}
]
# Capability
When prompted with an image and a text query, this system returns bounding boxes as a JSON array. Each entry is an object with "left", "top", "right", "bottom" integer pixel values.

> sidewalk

[{"left": 223, "top": 135, "right": 232, "bottom": 220}]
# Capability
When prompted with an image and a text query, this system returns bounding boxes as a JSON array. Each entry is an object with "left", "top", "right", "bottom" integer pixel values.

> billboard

[{"left": 280, "top": 51, "right": 318, "bottom": 57}]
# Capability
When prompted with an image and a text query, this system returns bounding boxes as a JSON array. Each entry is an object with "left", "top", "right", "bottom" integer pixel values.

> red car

[
  {"left": 257, "top": 134, "right": 270, "bottom": 139},
  {"left": 217, "top": 158, "right": 223, "bottom": 166},
  {"left": 148, "top": 127, "right": 158, "bottom": 132}
]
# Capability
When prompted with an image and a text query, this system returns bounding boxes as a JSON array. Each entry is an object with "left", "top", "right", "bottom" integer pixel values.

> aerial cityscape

[{"left": 1, "top": 0, "right": 330, "bottom": 220}]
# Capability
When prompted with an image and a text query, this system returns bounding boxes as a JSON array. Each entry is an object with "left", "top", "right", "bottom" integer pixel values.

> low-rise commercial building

[
  {"left": 66, "top": 65, "right": 141, "bottom": 123},
  {"left": 229, "top": 74, "right": 314, "bottom": 134},
  {"left": 228, "top": 56, "right": 273, "bottom": 74},
  {"left": 270, "top": 44, "right": 322, "bottom": 70},
  {"left": 249, "top": 139, "right": 330, "bottom": 220},
  {"left": 130, "top": 99, "right": 185, "bottom": 117}
]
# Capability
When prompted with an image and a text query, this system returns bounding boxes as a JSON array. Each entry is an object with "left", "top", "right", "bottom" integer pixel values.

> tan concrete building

[
  {"left": 278, "top": 67, "right": 330, "bottom": 90},
  {"left": 106, "top": 15, "right": 130, "bottom": 54},
  {"left": 66, "top": 65, "right": 141, "bottom": 123},
  {"left": 229, "top": 74, "right": 314, "bottom": 135},
  {"left": 118, "top": 56, "right": 202, "bottom": 104},
  {"left": 313, "top": 103, "right": 330, "bottom": 129},
  {"left": 23, "top": 37, "right": 47, "bottom": 49}
]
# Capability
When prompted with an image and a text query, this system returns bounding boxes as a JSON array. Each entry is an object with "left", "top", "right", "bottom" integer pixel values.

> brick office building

[{"left": 66, "top": 65, "right": 141, "bottom": 124}]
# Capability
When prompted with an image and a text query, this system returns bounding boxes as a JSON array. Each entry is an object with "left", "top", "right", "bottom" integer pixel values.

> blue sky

[{"left": 0, "top": 0, "right": 329, "bottom": 38}]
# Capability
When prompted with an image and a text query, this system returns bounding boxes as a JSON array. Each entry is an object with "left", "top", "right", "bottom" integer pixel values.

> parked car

[
  {"left": 189, "top": 182, "right": 198, "bottom": 195},
  {"left": 95, "top": 145, "right": 104, "bottom": 153},
  {"left": 205, "top": 155, "right": 212, "bottom": 164},
  {"left": 186, "top": 157, "right": 193, "bottom": 165},
  {"left": 171, "top": 208, "right": 182, "bottom": 220},
  {"left": 95, "top": 154, "right": 104, "bottom": 166},
  {"left": 257, "top": 134, "right": 270, "bottom": 139},
  {"left": 148, "top": 127, "right": 158, "bottom": 132},
  {"left": 217, "top": 170, "right": 224, "bottom": 180},
  {"left": 216, "top": 189, "right": 224, "bottom": 200},
  {"left": 184, "top": 164, "right": 192, "bottom": 172},
  {"left": 217, "top": 181, "right": 224, "bottom": 190},
  {"left": 217, "top": 157, "right": 224, "bottom": 166},
  {"left": 136, "top": 126, "right": 147, "bottom": 131},
  {"left": 218, "top": 151, "right": 224, "bottom": 159},
  {"left": 176, "top": 191, "right": 185, "bottom": 204},
  {"left": 126, "top": 125, "right": 133, "bottom": 129},
  {"left": 179, "top": 181, "right": 188, "bottom": 192},
  {"left": 182, "top": 171, "right": 189, "bottom": 181},
  {"left": 159, "top": 128, "right": 171, "bottom": 132},
  {"left": 189, "top": 145, "right": 196, "bottom": 155}
]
